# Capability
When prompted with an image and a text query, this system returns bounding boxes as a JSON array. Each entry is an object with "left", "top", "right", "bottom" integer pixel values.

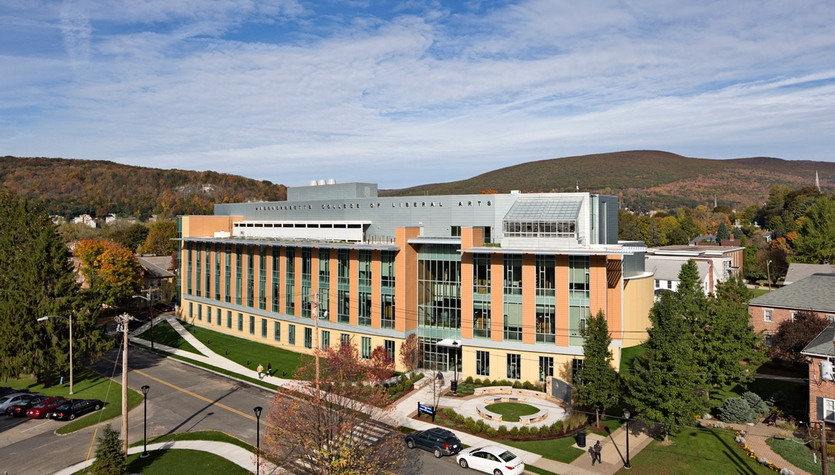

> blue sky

[{"left": 1, "top": 0, "right": 834, "bottom": 188}]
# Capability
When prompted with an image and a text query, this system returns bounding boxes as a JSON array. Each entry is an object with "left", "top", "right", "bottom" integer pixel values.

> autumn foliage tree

[
  {"left": 770, "top": 311, "right": 830, "bottom": 363},
  {"left": 368, "top": 346, "right": 395, "bottom": 385},
  {"left": 73, "top": 239, "right": 142, "bottom": 307},
  {"left": 263, "top": 342, "right": 407, "bottom": 475},
  {"left": 398, "top": 334, "right": 422, "bottom": 374}
]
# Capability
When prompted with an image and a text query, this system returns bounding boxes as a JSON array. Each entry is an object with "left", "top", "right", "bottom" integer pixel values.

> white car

[
  {"left": 456, "top": 445, "right": 525, "bottom": 475},
  {"left": 0, "top": 393, "right": 33, "bottom": 413}
]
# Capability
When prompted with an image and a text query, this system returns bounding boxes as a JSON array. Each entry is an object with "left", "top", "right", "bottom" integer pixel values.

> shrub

[
  {"left": 512, "top": 381, "right": 523, "bottom": 389},
  {"left": 519, "top": 426, "right": 530, "bottom": 437},
  {"left": 529, "top": 426, "right": 540, "bottom": 437},
  {"left": 742, "top": 391, "right": 770, "bottom": 415},
  {"left": 473, "top": 378, "right": 482, "bottom": 386},
  {"left": 523, "top": 381, "right": 534, "bottom": 390},
  {"left": 465, "top": 418, "right": 477, "bottom": 433},
  {"left": 484, "top": 426, "right": 498, "bottom": 437},
  {"left": 509, "top": 427, "right": 519, "bottom": 437},
  {"left": 387, "top": 386, "right": 398, "bottom": 395},
  {"left": 90, "top": 424, "right": 125, "bottom": 475},
  {"left": 444, "top": 420, "right": 455, "bottom": 428},
  {"left": 539, "top": 425, "right": 550, "bottom": 437},
  {"left": 551, "top": 420, "right": 564, "bottom": 434},
  {"left": 443, "top": 408, "right": 457, "bottom": 419},
  {"left": 475, "top": 419, "right": 486, "bottom": 434},
  {"left": 482, "top": 378, "right": 491, "bottom": 386},
  {"left": 465, "top": 376, "right": 474, "bottom": 384},
  {"left": 497, "top": 425, "right": 508, "bottom": 436},
  {"left": 454, "top": 413, "right": 466, "bottom": 425},
  {"left": 718, "top": 397, "right": 757, "bottom": 424}
]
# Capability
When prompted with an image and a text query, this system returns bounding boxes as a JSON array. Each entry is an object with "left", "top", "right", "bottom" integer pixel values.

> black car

[
  {"left": 46, "top": 399, "right": 104, "bottom": 421},
  {"left": 6, "top": 395, "right": 48, "bottom": 417},
  {"left": 404, "top": 427, "right": 462, "bottom": 458}
]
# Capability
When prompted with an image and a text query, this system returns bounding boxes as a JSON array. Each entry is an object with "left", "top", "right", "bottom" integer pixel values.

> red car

[{"left": 26, "top": 397, "right": 67, "bottom": 419}]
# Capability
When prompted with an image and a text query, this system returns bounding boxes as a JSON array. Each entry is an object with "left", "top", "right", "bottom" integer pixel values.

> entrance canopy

[{"left": 436, "top": 339, "right": 463, "bottom": 349}]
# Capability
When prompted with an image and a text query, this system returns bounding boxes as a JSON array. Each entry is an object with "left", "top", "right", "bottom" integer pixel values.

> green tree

[
  {"left": 626, "top": 262, "right": 708, "bottom": 440},
  {"left": 90, "top": 424, "right": 126, "bottom": 475},
  {"left": 576, "top": 310, "right": 620, "bottom": 427},
  {"left": 107, "top": 223, "right": 149, "bottom": 252},
  {"left": 618, "top": 210, "right": 643, "bottom": 241},
  {"left": 0, "top": 191, "right": 93, "bottom": 386},
  {"left": 138, "top": 220, "right": 178, "bottom": 256},
  {"left": 716, "top": 222, "right": 730, "bottom": 241},
  {"left": 792, "top": 196, "right": 835, "bottom": 264}
]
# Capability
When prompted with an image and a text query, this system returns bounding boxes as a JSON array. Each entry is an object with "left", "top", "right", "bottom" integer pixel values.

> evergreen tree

[
  {"left": 716, "top": 222, "right": 730, "bottom": 241},
  {"left": 792, "top": 196, "right": 835, "bottom": 264},
  {"left": 576, "top": 310, "right": 620, "bottom": 427},
  {"left": 0, "top": 191, "right": 97, "bottom": 385},
  {"left": 626, "top": 262, "right": 708, "bottom": 439},
  {"left": 90, "top": 424, "right": 126, "bottom": 475}
]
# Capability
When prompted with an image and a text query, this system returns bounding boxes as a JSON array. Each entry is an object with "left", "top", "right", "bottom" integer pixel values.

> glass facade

[
  {"left": 285, "top": 248, "right": 295, "bottom": 315},
  {"left": 381, "top": 251, "right": 395, "bottom": 329},
  {"left": 358, "top": 250, "right": 371, "bottom": 327},
  {"left": 318, "top": 249, "right": 330, "bottom": 317},
  {"left": 417, "top": 244, "right": 461, "bottom": 371},
  {"left": 337, "top": 249, "right": 350, "bottom": 324},
  {"left": 301, "top": 248, "right": 311, "bottom": 318},
  {"left": 569, "top": 255, "right": 590, "bottom": 346}
]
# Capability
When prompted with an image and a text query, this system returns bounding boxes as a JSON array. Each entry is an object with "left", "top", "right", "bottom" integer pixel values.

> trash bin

[
  {"left": 576, "top": 430, "right": 587, "bottom": 448},
  {"left": 451, "top": 380, "right": 458, "bottom": 393}
]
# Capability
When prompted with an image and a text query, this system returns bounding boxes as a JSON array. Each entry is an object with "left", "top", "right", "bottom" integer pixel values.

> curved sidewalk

[{"left": 52, "top": 440, "right": 280, "bottom": 475}]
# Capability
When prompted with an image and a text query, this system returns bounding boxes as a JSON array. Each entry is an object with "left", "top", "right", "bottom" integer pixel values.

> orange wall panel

[{"left": 522, "top": 254, "right": 536, "bottom": 344}]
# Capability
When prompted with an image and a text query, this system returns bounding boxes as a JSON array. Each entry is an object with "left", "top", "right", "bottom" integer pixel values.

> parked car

[
  {"left": 26, "top": 397, "right": 67, "bottom": 419},
  {"left": 0, "top": 393, "right": 34, "bottom": 413},
  {"left": 456, "top": 445, "right": 525, "bottom": 475},
  {"left": 46, "top": 399, "right": 104, "bottom": 421},
  {"left": 6, "top": 395, "right": 48, "bottom": 417},
  {"left": 404, "top": 427, "right": 462, "bottom": 458},
  {"left": 153, "top": 303, "right": 172, "bottom": 312},
  {"left": 136, "top": 309, "right": 154, "bottom": 320}
]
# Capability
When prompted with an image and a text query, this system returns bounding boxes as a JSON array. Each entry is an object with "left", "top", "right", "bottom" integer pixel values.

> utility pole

[
  {"left": 115, "top": 312, "right": 133, "bottom": 458},
  {"left": 823, "top": 421, "right": 829, "bottom": 475}
]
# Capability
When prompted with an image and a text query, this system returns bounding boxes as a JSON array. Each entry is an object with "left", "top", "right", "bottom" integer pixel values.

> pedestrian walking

[
  {"left": 593, "top": 440, "right": 602, "bottom": 464},
  {"left": 267, "top": 363, "right": 272, "bottom": 376},
  {"left": 588, "top": 445, "right": 596, "bottom": 465},
  {"left": 257, "top": 363, "right": 264, "bottom": 379}
]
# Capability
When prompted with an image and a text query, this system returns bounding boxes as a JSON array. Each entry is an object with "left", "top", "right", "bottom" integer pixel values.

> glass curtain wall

[
  {"left": 318, "top": 248, "right": 330, "bottom": 317},
  {"left": 568, "top": 255, "right": 590, "bottom": 346},
  {"left": 503, "top": 255, "right": 522, "bottom": 341},
  {"left": 536, "top": 255, "right": 556, "bottom": 343},
  {"left": 259, "top": 246, "right": 267, "bottom": 310},
  {"left": 301, "top": 248, "right": 311, "bottom": 317},
  {"left": 472, "top": 253, "right": 491, "bottom": 339},
  {"left": 380, "top": 251, "right": 395, "bottom": 329},
  {"left": 285, "top": 248, "right": 295, "bottom": 315},
  {"left": 358, "top": 250, "right": 371, "bottom": 326},
  {"left": 417, "top": 244, "right": 461, "bottom": 371},
  {"left": 337, "top": 249, "right": 350, "bottom": 324},
  {"left": 271, "top": 247, "right": 280, "bottom": 312}
]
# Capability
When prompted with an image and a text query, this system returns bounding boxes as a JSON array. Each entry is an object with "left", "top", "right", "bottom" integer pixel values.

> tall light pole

[
  {"left": 766, "top": 259, "right": 772, "bottom": 291},
  {"left": 623, "top": 409, "right": 632, "bottom": 469},
  {"left": 133, "top": 292, "right": 156, "bottom": 349},
  {"left": 254, "top": 406, "right": 263, "bottom": 475},
  {"left": 38, "top": 315, "right": 73, "bottom": 395},
  {"left": 451, "top": 341, "right": 459, "bottom": 394},
  {"left": 141, "top": 385, "right": 150, "bottom": 458},
  {"left": 310, "top": 292, "right": 321, "bottom": 392}
]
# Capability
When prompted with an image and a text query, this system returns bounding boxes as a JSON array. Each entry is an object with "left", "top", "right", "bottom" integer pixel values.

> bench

[
  {"left": 519, "top": 409, "right": 548, "bottom": 425},
  {"left": 476, "top": 405, "right": 503, "bottom": 421}
]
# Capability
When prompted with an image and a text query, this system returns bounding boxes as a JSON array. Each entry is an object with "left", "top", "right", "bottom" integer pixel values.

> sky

[{"left": 1, "top": 0, "right": 834, "bottom": 189}]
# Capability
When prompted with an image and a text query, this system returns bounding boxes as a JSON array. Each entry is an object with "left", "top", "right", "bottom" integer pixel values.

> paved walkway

[
  {"left": 59, "top": 315, "right": 757, "bottom": 475},
  {"left": 697, "top": 419, "right": 813, "bottom": 475},
  {"left": 52, "top": 440, "right": 282, "bottom": 475}
]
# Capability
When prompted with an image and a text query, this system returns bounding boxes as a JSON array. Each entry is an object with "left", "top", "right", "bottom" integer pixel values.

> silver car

[{"left": 0, "top": 393, "right": 33, "bottom": 414}]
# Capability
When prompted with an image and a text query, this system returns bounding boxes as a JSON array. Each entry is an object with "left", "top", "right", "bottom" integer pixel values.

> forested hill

[
  {"left": 0, "top": 156, "right": 286, "bottom": 219},
  {"left": 381, "top": 151, "right": 835, "bottom": 213}
]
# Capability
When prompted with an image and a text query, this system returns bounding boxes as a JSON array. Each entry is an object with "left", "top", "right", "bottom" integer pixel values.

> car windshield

[
  {"left": 498, "top": 450, "right": 517, "bottom": 462},
  {"left": 56, "top": 403, "right": 72, "bottom": 410}
]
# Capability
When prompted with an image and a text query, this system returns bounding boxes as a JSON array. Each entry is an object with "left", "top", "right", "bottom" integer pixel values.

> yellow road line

[{"left": 103, "top": 357, "right": 261, "bottom": 423}]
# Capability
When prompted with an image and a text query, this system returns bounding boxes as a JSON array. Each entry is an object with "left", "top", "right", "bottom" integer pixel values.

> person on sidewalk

[
  {"left": 257, "top": 363, "right": 264, "bottom": 379},
  {"left": 593, "top": 441, "right": 602, "bottom": 464},
  {"left": 588, "top": 445, "right": 597, "bottom": 465},
  {"left": 266, "top": 363, "right": 272, "bottom": 376}
]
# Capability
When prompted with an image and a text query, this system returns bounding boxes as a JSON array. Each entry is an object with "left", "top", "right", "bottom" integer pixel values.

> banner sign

[{"left": 418, "top": 402, "right": 434, "bottom": 416}]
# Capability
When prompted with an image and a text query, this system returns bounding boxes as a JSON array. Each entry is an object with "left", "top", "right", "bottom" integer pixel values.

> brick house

[{"left": 748, "top": 274, "right": 835, "bottom": 346}]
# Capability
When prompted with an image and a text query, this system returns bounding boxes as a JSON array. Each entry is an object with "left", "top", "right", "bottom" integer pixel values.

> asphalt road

[{"left": 0, "top": 346, "right": 471, "bottom": 475}]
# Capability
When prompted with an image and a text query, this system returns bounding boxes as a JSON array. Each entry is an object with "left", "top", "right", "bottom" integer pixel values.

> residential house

[
  {"left": 645, "top": 244, "right": 744, "bottom": 298},
  {"left": 749, "top": 274, "right": 835, "bottom": 345},
  {"left": 136, "top": 255, "right": 177, "bottom": 303},
  {"left": 801, "top": 324, "right": 835, "bottom": 427}
]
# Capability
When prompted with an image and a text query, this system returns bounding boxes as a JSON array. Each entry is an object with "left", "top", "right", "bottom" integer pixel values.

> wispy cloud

[{"left": 0, "top": 0, "right": 833, "bottom": 187}]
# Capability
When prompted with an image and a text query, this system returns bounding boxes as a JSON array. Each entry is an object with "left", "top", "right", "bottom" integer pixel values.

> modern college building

[{"left": 178, "top": 182, "right": 654, "bottom": 384}]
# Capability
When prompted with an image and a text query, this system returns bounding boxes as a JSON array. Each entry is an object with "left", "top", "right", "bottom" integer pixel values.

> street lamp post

[
  {"left": 623, "top": 409, "right": 632, "bottom": 469},
  {"left": 766, "top": 260, "right": 773, "bottom": 291},
  {"left": 38, "top": 315, "right": 73, "bottom": 395},
  {"left": 451, "top": 341, "right": 459, "bottom": 394},
  {"left": 254, "top": 406, "right": 263, "bottom": 475},
  {"left": 141, "top": 385, "right": 150, "bottom": 458}
]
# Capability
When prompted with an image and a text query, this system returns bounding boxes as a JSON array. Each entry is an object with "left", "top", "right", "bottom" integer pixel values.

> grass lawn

[
  {"left": 484, "top": 402, "right": 540, "bottom": 422},
  {"left": 504, "top": 435, "right": 585, "bottom": 463},
  {"left": 138, "top": 320, "right": 200, "bottom": 354},
  {"left": 767, "top": 437, "right": 834, "bottom": 475},
  {"left": 129, "top": 430, "right": 254, "bottom": 452},
  {"left": 74, "top": 449, "right": 249, "bottom": 475},
  {"left": 181, "top": 320, "right": 309, "bottom": 379},
  {"left": 750, "top": 288, "right": 771, "bottom": 298},
  {"left": 4, "top": 366, "right": 143, "bottom": 435},
  {"left": 614, "top": 428, "right": 774, "bottom": 475}
]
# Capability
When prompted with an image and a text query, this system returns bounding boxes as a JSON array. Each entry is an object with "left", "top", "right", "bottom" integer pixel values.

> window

[
  {"left": 791, "top": 311, "right": 797, "bottom": 322},
  {"left": 304, "top": 327, "right": 312, "bottom": 349},
  {"left": 237, "top": 313, "right": 243, "bottom": 332},
  {"left": 667, "top": 280, "right": 672, "bottom": 289},
  {"left": 288, "top": 324, "right": 296, "bottom": 345},
  {"left": 764, "top": 334, "right": 773, "bottom": 346},
  {"left": 385, "top": 340, "right": 395, "bottom": 361},
  {"left": 539, "top": 356, "right": 554, "bottom": 382},
  {"left": 261, "top": 318, "right": 267, "bottom": 338},
  {"left": 340, "top": 333, "right": 351, "bottom": 347},
  {"left": 655, "top": 279, "right": 659, "bottom": 288},
  {"left": 572, "top": 358, "right": 584, "bottom": 384},
  {"left": 216, "top": 308, "right": 221, "bottom": 326},
  {"left": 274, "top": 321, "right": 280, "bottom": 341},
  {"left": 451, "top": 226, "right": 461, "bottom": 237},
  {"left": 188, "top": 302, "right": 193, "bottom": 320},
  {"left": 507, "top": 354, "right": 521, "bottom": 380},
  {"left": 197, "top": 304, "right": 202, "bottom": 321},
  {"left": 473, "top": 303, "right": 491, "bottom": 339},
  {"left": 227, "top": 311, "right": 232, "bottom": 329},
  {"left": 322, "top": 330, "right": 330, "bottom": 349},
  {"left": 476, "top": 351, "right": 490, "bottom": 376},
  {"left": 825, "top": 398, "right": 835, "bottom": 422},
  {"left": 361, "top": 337, "right": 371, "bottom": 359},
  {"left": 206, "top": 306, "right": 211, "bottom": 324},
  {"left": 764, "top": 309, "right": 772, "bottom": 322},
  {"left": 249, "top": 316, "right": 255, "bottom": 334},
  {"left": 503, "top": 302, "right": 522, "bottom": 341}
]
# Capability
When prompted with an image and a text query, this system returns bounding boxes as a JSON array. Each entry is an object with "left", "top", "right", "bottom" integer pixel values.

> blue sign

[{"left": 418, "top": 403, "right": 434, "bottom": 416}]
